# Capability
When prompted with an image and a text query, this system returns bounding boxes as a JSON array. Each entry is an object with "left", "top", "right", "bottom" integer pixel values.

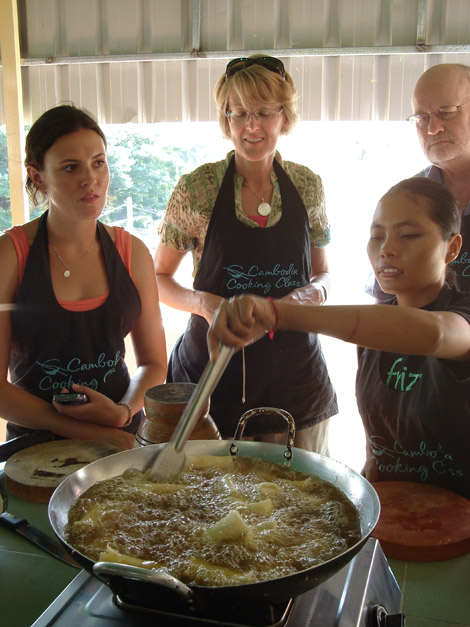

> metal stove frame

[{"left": 32, "top": 538, "right": 403, "bottom": 627}]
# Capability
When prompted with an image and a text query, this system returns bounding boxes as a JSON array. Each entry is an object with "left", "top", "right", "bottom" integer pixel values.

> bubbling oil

[{"left": 65, "top": 455, "right": 361, "bottom": 586}]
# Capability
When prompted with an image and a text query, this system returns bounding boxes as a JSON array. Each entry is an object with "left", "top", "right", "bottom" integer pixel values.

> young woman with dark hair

[
  {"left": 0, "top": 105, "right": 167, "bottom": 449},
  {"left": 208, "top": 177, "right": 470, "bottom": 497}
]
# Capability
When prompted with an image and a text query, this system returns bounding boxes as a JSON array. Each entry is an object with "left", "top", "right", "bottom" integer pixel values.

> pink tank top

[{"left": 7, "top": 225, "right": 132, "bottom": 312}]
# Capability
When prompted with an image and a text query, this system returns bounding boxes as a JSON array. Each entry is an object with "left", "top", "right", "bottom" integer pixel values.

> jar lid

[{"left": 145, "top": 382, "right": 197, "bottom": 404}]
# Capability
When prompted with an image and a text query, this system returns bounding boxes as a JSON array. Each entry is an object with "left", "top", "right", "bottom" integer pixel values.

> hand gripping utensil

[{"left": 150, "top": 344, "right": 234, "bottom": 483}]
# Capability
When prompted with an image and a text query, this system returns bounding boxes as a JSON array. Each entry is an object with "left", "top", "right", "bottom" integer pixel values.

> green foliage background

[
  {"left": 0, "top": 125, "right": 224, "bottom": 242},
  {"left": 0, "top": 129, "right": 12, "bottom": 231}
]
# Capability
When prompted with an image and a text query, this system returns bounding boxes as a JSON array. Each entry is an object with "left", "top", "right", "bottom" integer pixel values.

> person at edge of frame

[
  {"left": 209, "top": 177, "right": 470, "bottom": 499},
  {"left": 366, "top": 63, "right": 470, "bottom": 300}
]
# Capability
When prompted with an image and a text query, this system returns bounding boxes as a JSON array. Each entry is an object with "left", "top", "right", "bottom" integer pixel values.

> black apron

[
  {"left": 450, "top": 213, "right": 470, "bottom": 291},
  {"left": 356, "top": 285, "right": 470, "bottom": 498},
  {"left": 167, "top": 156, "right": 337, "bottom": 438},
  {"left": 8, "top": 212, "right": 143, "bottom": 439}
]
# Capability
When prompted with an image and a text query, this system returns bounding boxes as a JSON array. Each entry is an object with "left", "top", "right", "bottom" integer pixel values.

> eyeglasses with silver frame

[
  {"left": 225, "top": 107, "right": 284, "bottom": 126},
  {"left": 406, "top": 100, "right": 470, "bottom": 127}
]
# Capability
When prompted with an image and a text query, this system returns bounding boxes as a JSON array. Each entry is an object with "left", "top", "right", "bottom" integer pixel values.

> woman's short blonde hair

[{"left": 213, "top": 55, "right": 299, "bottom": 139}]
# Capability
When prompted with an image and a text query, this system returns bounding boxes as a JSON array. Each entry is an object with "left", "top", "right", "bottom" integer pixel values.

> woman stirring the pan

[
  {"left": 208, "top": 177, "right": 470, "bottom": 498},
  {"left": 154, "top": 55, "right": 337, "bottom": 452},
  {"left": 0, "top": 105, "right": 167, "bottom": 449}
]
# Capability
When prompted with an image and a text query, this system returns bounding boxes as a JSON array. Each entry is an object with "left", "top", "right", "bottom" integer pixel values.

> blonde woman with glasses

[{"left": 154, "top": 55, "right": 337, "bottom": 452}]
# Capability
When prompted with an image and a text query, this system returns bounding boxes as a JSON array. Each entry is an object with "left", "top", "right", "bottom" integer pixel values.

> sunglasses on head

[{"left": 225, "top": 57, "right": 286, "bottom": 82}]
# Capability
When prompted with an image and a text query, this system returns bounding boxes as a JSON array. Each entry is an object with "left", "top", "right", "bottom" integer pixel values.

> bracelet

[
  {"left": 116, "top": 402, "right": 133, "bottom": 427},
  {"left": 319, "top": 284, "right": 328, "bottom": 305},
  {"left": 267, "top": 296, "right": 279, "bottom": 340}
]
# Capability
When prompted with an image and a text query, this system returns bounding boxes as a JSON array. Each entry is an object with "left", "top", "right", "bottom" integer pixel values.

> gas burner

[
  {"left": 114, "top": 593, "right": 293, "bottom": 626},
  {"left": 32, "top": 538, "right": 404, "bottom": 627}
]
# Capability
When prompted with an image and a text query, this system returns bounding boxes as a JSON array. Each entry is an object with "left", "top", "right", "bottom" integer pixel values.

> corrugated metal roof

[{"left": 2, "top": 0, "right": 470, "bottom": 124}]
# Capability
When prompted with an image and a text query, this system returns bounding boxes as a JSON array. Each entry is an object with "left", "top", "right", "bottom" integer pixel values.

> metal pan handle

[
  {"left": 231, "top": 407, "right": 295, "bottom": 462},
  {"left": 93, "top": 561, "right": 203, "bottom": 611}
]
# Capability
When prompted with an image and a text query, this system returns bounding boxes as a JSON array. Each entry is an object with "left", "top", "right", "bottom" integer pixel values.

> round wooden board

[
  {"left": 372, "top": 481, "right": 470, "bottom": 562},
  {"left": 4, "top": 440, "right": 120, "bottom": 503}
]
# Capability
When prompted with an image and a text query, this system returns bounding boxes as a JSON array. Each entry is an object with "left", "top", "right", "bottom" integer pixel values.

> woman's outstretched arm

[{"left": 207, "top": 295, "right": 470, "bottom": 363}]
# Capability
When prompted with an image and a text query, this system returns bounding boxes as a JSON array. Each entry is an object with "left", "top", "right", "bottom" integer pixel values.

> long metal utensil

[{"left": 150, "top": 344, "right": 234, "bottom": 482}]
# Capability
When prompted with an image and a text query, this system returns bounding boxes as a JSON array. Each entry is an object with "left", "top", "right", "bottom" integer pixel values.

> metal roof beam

[
  {"left": 416, "top": 0, "right": 428, "bottom": 47},
  {"left": 10, "top": 43, "right": 470, "bottom": 68}
]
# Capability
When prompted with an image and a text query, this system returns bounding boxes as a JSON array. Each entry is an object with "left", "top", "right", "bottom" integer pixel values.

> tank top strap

[
  {"left": 114, "top": 226, "right": 132, "bottom": 274},
  {"left": 6, "top": 223, "right": 131, "bottom": 289},
  {"left": 6, "top": 226, "right": 29, "bottom": 285}
]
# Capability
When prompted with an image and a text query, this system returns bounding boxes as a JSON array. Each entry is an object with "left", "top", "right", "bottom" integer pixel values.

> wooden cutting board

[
  {"left": 372, "top": 481, "right": 470, "bottom": 562},
  {"left": 4, "top": 440, "right": 120, "bottom": 503}
]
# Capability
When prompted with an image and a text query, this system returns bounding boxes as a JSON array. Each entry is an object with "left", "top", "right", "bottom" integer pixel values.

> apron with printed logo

[{"left": 167, "top": 156, "right": 337, "bottom": 438}]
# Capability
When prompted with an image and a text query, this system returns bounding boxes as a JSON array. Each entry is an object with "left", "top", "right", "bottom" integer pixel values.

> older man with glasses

[{"left": 368, "top": 63, "right": 470, "bottom": 299}]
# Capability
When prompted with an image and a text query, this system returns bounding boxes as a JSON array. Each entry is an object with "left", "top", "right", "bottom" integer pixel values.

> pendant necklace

[
  {"left": 243, "top": 179, "right": 272, "bottom": 217},
  {"left": 49, "top": 236, "right": 96, "bottom": 278}
]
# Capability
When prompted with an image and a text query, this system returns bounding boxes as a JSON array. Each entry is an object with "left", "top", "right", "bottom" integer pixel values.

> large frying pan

[{"left": 49, "top": 438, "right": 380, "bottom": 612}]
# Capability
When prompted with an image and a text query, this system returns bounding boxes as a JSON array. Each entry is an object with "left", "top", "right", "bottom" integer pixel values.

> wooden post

[{"left": 0, "top": 0, "right": 28, "bottom": 225}]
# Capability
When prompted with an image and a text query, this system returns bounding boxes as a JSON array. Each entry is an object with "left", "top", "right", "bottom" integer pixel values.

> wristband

[
  {"left": 267, "top": 297, "right": 279, "bottom": 340},
  {"left": 116, "top": 402, "right": 133, "bottom": 427}
]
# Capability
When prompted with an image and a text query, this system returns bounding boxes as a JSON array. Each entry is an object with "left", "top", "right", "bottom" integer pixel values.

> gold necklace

[
  {"left": 49, "top": 237, "right": 96, "bottom": 278},
  {"left": 243, "top": 179, "right": 272, "bottom": 216}
]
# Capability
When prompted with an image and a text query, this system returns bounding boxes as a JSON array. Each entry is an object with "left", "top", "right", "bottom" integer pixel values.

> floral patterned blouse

[{"left": 158, "top": 150, "right": 331, "bottom": 276}]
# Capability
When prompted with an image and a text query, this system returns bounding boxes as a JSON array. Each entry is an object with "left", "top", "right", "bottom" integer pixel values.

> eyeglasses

[
  {"left": 406, "top": 100, "right": 470, "bottom": 127},
  {"left": 225, "top": 57, "right": 286, "bottom": 82},
  {"left": 225, "top": 107, "right": 284, "bottom": 126}
]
